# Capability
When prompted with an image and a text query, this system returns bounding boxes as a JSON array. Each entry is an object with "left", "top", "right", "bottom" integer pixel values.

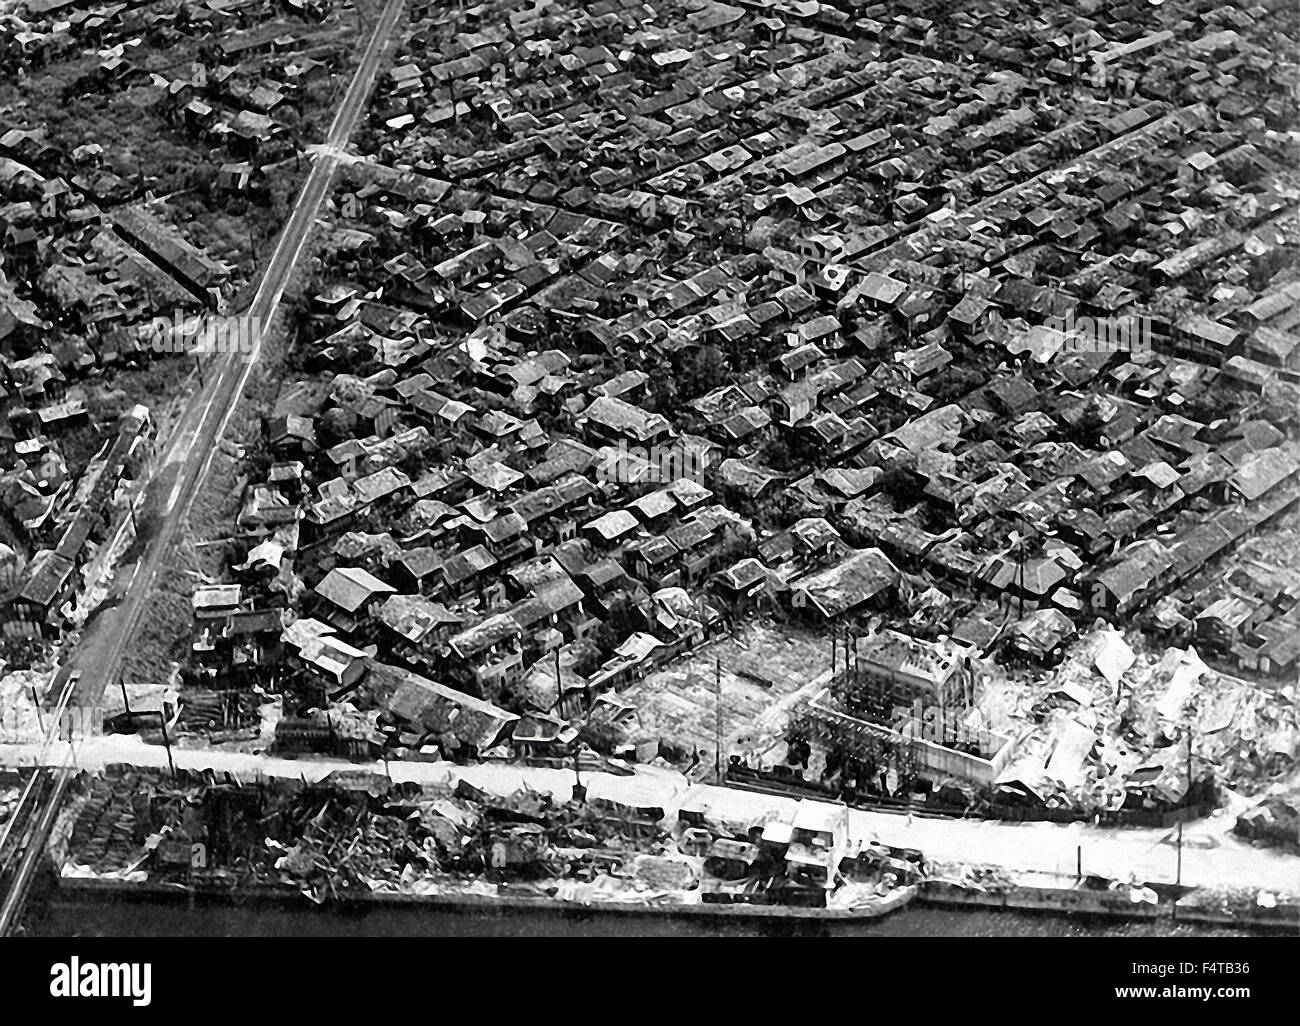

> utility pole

[
  {"left": 29, "top": 687, "right": 43, "bottom": 736},
  {"left": 1017, "top": 532, "right": 1025, "bottom": 622},
  {"left": 571, "top": 648, "right": 586, "bottom": 804},
  {"left": 571, "top": 734, "right": 584, "bottom": 803},
  {"left": 714, "top": 656, "right": 723, "bottom": 782},
  {"left": 159, "top": 708, "right": 176, "bottom": 776},
  {"left": 1012, "top": 515, "right": 1028, "bottom": 622}
]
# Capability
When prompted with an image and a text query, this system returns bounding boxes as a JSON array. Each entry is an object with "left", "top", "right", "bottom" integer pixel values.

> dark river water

[{"left": 24, "top": 894, "right": 1261, "bottom": 937}]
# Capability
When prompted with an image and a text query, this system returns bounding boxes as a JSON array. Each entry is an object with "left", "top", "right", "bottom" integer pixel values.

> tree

[
  {"left": 648, "top": 371, "right": 678, "bottom": 414},
  {"left": 675, "top": 343, "right": 730, "bottom": 400},
  {"left": 590, "top": 595, "right": 644, "bottom": 655},
  {"left": 761, "top": 437, "right": 797, "bottom": 472},
  {"left": 318, "top": 407, "right": 357, "bottom": 449}
]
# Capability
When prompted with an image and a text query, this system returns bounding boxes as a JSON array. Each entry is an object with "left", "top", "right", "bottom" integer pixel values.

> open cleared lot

[{"left": 620, "top": 622, "right": 832, "bottom": 765}]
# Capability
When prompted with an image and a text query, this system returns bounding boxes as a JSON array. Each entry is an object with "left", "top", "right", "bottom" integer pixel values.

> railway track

[{"left": 0, "top": 669, "right": 81, "bottom": 935}]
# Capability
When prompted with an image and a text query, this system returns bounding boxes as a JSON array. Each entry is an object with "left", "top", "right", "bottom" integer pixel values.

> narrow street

[
  {"left": 7, "top": 735, "right": 1297, "bottom": 897},
  {"left": 65, "top": 0, "right": 408, "bottom": 708}
]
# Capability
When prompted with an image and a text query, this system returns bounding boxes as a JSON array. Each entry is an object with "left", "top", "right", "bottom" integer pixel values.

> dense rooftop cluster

[
  {"left": 0, "top": 0, "right": 365, "bottom": 659},
  {"left": 150, "top": 0, "right": 1300, "bottom": 785},
  {"left": 4, "top": 0, "right": 1298, "bottom": 821}
]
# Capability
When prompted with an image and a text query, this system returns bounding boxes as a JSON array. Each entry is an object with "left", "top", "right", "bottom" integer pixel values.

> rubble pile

[
  {"left": 65, "top": 768, "right": 201, "bottom": 876},
  {"left": 982, "top": 629, "right": 1300, "bottom": 813},
  {"left": 0, "top": 667, "right": 54, "bottom": 743},
  {"left": 59, "top": 768, "right": 672, "bottom": 899},
  {"left": 272, "top": 801, "right": 426, "bottom": 901},
  {"left": 1235, "top": 783, "right": 1300, "bottom": 853},
  {"left": 176, "top": 688, "right": 268, "bottom": 741}
]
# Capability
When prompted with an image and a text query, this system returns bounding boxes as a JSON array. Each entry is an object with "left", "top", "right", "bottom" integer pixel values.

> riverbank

[
  {"left": 30, "top": 873, "right": 1296, "bottom": 936},
  {"left": 50, "top": 875, "right": 918, "bottom": 921},
  {"left": 69, "top": 870, "right": 1300, "bottom": 933},
  {"left": 918, "top": 876, "right": 1300, "bottom": 932}
]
